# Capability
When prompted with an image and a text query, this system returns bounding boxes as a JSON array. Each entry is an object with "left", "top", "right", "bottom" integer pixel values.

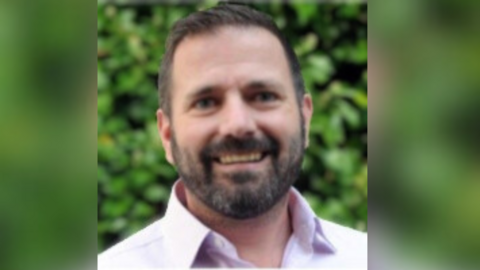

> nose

[{"left": 218, "top": 94, "right": 256, "bottom": 139}]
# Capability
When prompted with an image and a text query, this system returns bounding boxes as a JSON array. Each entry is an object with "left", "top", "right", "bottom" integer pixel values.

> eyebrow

[
  {"left": 244, "top": 80, "right": 285, "bottom": 93},
  {"left": 186, "top": 79, "right": 285, "bottom": 102},
  {"left": 186, "top": 85, "right": 217, "bottom": 104}
]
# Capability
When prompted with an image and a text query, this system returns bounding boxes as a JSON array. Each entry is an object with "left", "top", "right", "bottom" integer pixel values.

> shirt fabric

[{"left": 98, "top": 181, "right": 367, "bottom": 268}]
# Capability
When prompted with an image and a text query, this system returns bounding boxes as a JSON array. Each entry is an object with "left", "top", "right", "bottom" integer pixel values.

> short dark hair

[{"left": 157, "top": 4, "right": 305, "bottom": 117}]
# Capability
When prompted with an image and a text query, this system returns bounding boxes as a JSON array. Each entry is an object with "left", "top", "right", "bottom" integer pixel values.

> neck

[{"left": 183, "top": 183, "right": 293, "bottom": 268}]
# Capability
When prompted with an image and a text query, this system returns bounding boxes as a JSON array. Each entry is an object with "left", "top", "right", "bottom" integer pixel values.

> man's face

[{"left": 157, "top": 26, "right": 312, "bottom": 219}]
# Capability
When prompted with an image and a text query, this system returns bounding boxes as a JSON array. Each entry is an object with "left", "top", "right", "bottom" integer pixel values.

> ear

[
  {"left": 301, "top": 94, "right": 314, "bottom": 148},
  {"left": 156, "top": 109, "right": 175, "bottom": 165}
]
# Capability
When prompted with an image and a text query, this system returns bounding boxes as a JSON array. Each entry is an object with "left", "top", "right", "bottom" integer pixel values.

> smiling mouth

[{"left": 213, "top": 152, "right": 268, "bottom": 165}]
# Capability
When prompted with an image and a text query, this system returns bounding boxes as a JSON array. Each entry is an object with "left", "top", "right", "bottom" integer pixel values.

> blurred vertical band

[
  {"left": 370, "top": 0, "right": 480, "bottom": 269},
  {"left": 0, "top": 0, "right": 96, "bottom": 270}
]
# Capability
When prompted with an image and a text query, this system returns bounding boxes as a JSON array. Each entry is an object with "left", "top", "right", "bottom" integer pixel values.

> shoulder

[
  {"left": 317, "top": 217, "right": 368, "bottom": 253},
  {"left": 98, "top": 219, "right": 169, "bottom": 269}
]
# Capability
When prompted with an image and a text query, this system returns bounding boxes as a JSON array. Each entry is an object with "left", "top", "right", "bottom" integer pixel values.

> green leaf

[
  {"left": 291, "top": 2, "right": 317, "bottom": 26},
  {"left": 131, "top": 202, "right": 155, "bottom": 218},
  {"left": 144, "top": 185, "right": 169, "bottom": 203},
  {"left": 337, "top": 100, "right": 361, "bottom": 128}
]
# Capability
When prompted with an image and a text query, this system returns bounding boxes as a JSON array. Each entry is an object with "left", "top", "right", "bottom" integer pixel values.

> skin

[{"left": 157, "top": 26, "right": 313, "bottom": 268}]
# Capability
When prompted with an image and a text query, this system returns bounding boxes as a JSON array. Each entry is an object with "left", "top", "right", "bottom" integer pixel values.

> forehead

[{"left": 170, "top": 26, "right": 293, "bottom": 102}]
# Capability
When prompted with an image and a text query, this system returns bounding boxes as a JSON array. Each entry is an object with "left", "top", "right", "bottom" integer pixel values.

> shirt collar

[
  {"left": 162, "top": 180, "right": 336, "bottom": 267},
  {"left": 288, "top": 188, "right": 337, "bottom": 254},
  {"left": 162, "top": 181, "right": 211, "bottom": 268}
]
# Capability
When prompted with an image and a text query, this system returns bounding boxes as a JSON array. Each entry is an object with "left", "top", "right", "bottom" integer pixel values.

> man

[{"left": 99, "top": 4, "right": 367, "bottom": 268}]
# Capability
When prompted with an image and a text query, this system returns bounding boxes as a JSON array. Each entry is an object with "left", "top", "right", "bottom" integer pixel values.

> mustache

[{"left": 201, "top": 136, "right": 279, "bottom": 159}]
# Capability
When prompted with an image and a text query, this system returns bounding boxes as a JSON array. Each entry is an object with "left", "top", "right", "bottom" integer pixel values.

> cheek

[
  {"left": 173, "top": 118, "right": 217, "bottom": 151},
  {"left": 258, "top": 109, "right": 302, "bottom": 141}
]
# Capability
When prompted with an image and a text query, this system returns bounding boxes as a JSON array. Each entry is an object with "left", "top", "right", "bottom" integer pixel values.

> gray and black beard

[{"left": 171, "top": 124, "right": 305, "bottom": 220}]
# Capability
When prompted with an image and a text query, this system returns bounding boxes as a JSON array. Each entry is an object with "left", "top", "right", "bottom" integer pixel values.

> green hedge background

[{"left": 98, "top": 1, "right": 367, "bottom": 252}]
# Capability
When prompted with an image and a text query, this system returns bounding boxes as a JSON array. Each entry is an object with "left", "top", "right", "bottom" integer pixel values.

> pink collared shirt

[{"left": 99, "top": 181, "right": 367, "bottom": 268}]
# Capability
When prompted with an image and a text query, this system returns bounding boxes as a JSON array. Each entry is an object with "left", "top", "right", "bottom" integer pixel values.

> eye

[
  {"left": 253, "top": 92, "right": 278, "bottom": 103},
  {"left": 194, "top": 98, "right": 217, "bottom": 110}
]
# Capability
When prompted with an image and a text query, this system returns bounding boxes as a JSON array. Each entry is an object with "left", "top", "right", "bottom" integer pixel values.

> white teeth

[{"left": 219, "top": 152, "right": 262, "bottom": 164}]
